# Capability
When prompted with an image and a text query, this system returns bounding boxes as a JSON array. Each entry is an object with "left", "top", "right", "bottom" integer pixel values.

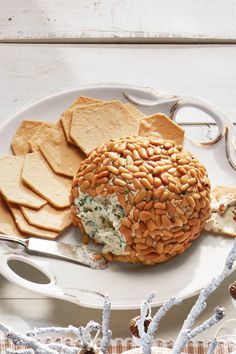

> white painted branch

[
  {"left": 172, "top": 241, "right": 236, "bottom": 354},
  {"left": 148, "top": 297, "right": 182, "bottom": 337},
  {"left": 189, "top": 308, "right": 225, "bottom": 339},
  {"left": 83, "top": 321, "right": 101, "bottom": 345},
  {"left": 207, "top": 338, "right": 218, "bottom": 354},
  {"left": 100, "top": 296, "right": 112, "bottom": 354},
  {"left": 7, "top": 350, "right": 33, "bottom": 354},
  {"left": 27, "top": 325, "right": 81, "bottom": 338}
]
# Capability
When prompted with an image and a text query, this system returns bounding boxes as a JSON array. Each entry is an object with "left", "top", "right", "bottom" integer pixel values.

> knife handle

[
  {"left": 0, "top": 234, "right": 27, "bottom": 247},
  {"left": 0, "top": 251, "right": 105, "bottom": 307}
]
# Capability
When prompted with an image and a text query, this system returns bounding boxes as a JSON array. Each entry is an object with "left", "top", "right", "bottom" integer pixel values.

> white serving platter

[{"left": 0, "top": 83, "right": 235, "bottom": 310}]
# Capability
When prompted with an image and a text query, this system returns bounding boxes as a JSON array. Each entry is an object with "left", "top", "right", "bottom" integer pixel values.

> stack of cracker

[
  {"left": 0, "top": 119, "right": 82, "bottom": 239},
  {"left": 0, "top": 95, "right": 185, "bottom": 241}
]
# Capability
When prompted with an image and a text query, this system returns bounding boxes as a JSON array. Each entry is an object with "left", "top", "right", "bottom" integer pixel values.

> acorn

[
  {"left": 79, "top": 346, "right": 101, "bottom": 354},
  {"left": 229, "top": 281, "right": 236, "bottom": 300},
  {"left": 129, "top": 315, "right": 152, "bottom": 338}
]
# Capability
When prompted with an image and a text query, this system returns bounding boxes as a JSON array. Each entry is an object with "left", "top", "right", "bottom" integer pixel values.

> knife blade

[{"left": 0, "top": 234, "right": 108, "bottom": 270}]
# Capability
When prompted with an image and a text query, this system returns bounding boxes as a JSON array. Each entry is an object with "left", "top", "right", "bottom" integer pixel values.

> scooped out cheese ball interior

[{"left": 70, "top": 136, "right": 211, "bottom": 265}]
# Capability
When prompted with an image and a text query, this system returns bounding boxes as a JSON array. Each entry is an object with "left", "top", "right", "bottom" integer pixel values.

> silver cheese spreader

[{"left": 0, "top": 234, "right": 108, "bottom": 270}]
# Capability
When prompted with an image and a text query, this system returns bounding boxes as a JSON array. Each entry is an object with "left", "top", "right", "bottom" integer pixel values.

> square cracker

[
  {"left": 139, "top": 113, "right": 185, "bottom": 146},
  {"left": 11, "top": 120, "right": 49, "bottom": 156},
  {"left": 39, "top": 121, "right": 85, "bottom": 178},
  {"left": 70, "top": 96, "right": 103, "bottom": 108},
  {"left": 60, "top": 110, "right": 75, "bottom": 143},
  {"left": 22, "top": 152, "right": 72, "bottom": 209},
  {"left": 124, "top": 103, "right": 145, "bottom": 120},
  {"left": 8, "top": 203, "right": 59, "bottom": 239},
  {"left": 61, "top": 96, "right": 104, "bottom": 143},
  {"left": 28, "top": 122, "right": 54, "bottom": 152},
  {"left": 0, "top": 194, "right": 22, "bottom": 236},
  {"left": 0, "top": 155, "right": 46, "bottom": 209},
  {"left": 21, "top": 204, "right": 72, "bottom": 233},
  {"left": 70, "top": 100, "right": 140, "bottom": 154}
]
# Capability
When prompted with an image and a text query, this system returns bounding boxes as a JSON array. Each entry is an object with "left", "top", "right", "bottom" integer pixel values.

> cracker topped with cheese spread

[{"left": 204, "top": 185, "right": 236, "bottom": 237}]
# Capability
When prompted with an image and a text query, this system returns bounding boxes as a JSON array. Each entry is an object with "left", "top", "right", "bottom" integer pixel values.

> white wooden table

[{"left": 0, "top": 0, "right": 236, "bottom": 342}]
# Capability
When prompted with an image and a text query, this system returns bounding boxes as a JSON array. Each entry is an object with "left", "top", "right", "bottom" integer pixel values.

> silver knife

[{"left": 0, "top": 234, "right": 108, "bottom": 270}]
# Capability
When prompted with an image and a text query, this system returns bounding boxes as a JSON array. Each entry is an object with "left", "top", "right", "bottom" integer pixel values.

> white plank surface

[
  {"left": 0, "top": 0, "right": 236, "bottom": 42},
  {"left": 0, "top": 43, "right": 236, "bottom": 340},
  {"left": 1, "top": 44, "right": 236, "bottom": 124}
]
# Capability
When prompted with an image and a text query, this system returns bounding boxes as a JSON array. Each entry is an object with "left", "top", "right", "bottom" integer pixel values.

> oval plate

[{"left": 0, "top": 83, "right": 235, "bottom": 310}]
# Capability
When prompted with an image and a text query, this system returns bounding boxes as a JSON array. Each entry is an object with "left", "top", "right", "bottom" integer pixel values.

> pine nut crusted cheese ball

[{"left": 70, "top": 136, "right": 211, "bottom": 265}]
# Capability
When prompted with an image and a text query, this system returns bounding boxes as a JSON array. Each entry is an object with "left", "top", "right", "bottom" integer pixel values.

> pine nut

[
  {"left": 153, "top": 186, "right": 165, "bottom": 198},
  {"left": 169, "top": 182, "right": 180, "bottom": 194},
  {"left": 144, "top": 201, "right": 154, "bottom": 210},
  {"left": 138, "top": 148, "right": 148, "bottom": 159},
  {"left": 134, "top": 172, "right": 147, "bottom": 178},
  {"left": 83, "top": 172, "right": 94, "bottom": 181},
  {"left": 161, "top": 215, "right": 172, "bottom": 229},
  {"left": 187, "top": 195, "right": 196, "bottom": 208},
  {"left": 114, "top": 178, "right": 126, "bottom": 187},
  {"left": 136, "top": 201, "right": 146, "bottom": 209},
  {"left": 122, "top": 218, "right": 131, "bottom": 228},
  {"left": 154, "top": 166, "right": 163, "bottom": 175},
  {"left": 153, "top": 177, "right": 162, "bottom": 187},
  {"left": 118, "top": 194, "right": 126, "bottom": 207},
  {"left": 97, "top": 177, "right": 108, "bottom": 184},
  {"left": 160, "top": 173, "right": 169, "bottom": 185},
  {"left": 80, "top": 180, "right": 90, "bottom": 191},
  {"left": 154, "top": 202, "right": 166, "bottom": 210},
  {"left": 133, "top": 150, "right": 141, "bottom": 160},
  {"left": 108, "top": 166, "right": 119, "bottom": 175},
  {"left": 166, "top": 200, "right": 176, "bottom": 217},
  {"left": 84, "top": 163, "right": 96, "bottom": 173},
  {"left": 134, "top": 189, "right": 146, "bottom": 203},
  {"left": 139, "top": 211, "right": 152, "bottom": 222},
  {"left": 141, "top": 178, "right": 153, "bottom": 190},
  {"left": 146, "top": 219, "right": 157, "bottom": 231},
  {"left": 159, "top": 190, "right": 169, "bottom": 202},
  {"left": 121, "top": 173, "right": 133, "bottom": 180},
  {"left": 133, "top": 178, "right": 142, "bottom": 189},
  {"left": 127, "top": 165, "right": 139, "bottom": 172},
  {"left": 156, "top": 242, "right": 164, "bottom": 254}
]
